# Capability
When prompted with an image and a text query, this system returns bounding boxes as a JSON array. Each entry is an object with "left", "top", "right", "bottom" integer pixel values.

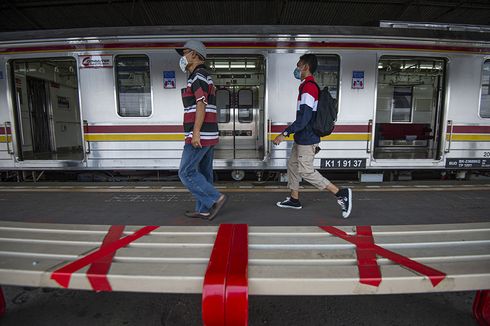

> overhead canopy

[{"left": 1, "top": 0, "right": 489, "bottom": 32}]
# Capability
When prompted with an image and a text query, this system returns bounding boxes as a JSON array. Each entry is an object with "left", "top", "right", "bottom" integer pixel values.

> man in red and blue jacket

[{"left": 273, "top": 53, "right": 352, "bottom": 218}]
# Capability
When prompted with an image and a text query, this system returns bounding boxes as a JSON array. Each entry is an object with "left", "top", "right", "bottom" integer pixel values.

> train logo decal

[{"left": 79, "top": 55, "right": 113, "bottom": 69}]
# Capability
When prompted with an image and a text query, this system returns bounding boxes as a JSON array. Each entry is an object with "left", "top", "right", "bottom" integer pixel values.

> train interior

[
  {"left": 10, "top": 58, "right": 84, "bottom": 161},
  {"left": 374, "top": 56, "right": 446, "bottom": 160},
  {"left": 209, "top": 55, "right": 265, "bottom": 160}
]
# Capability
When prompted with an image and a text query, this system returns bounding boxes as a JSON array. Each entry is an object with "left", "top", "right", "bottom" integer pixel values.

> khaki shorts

[{"left": 287, "top": 143, "right": 331, "bottom": 191}]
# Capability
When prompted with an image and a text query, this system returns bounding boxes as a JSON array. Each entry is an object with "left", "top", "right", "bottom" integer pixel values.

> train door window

[
  {"left": 374, "top": 56, "right": 446, "bottom": 160},
  {"left": 314, "top": 55, "right": 340, "bottom": 101},
  {"left": 237, "top": 89, "right": 253, "bottom": 123},
  {"left": 216, "top": 89, "right": 231, "bottom": 123},
  {"left": 115, "top": 55, "right": 152, "bottom": 117},
  {"left": 480, "top": 60, "right": 490, "bottom": 118},
  {"left": 10, "top": 58, "right": 83, "bottom": 160},
  {"left": 392, "top": 86, "right": 413, "bottom": 122}
]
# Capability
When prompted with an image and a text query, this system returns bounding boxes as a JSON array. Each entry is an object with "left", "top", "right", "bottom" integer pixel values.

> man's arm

[
  {"left": 192, "top": 99, "right": 206, "bottom": 148},
  {"left": 274, "top": 84, "right": 318, "bottom": 145}
]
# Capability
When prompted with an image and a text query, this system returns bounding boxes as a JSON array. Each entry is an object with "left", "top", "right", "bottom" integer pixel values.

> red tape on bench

[
  {"left": 225, "top": 224, "right": 248, "bottom": 326},
  {"left": 86, "top": 225, "right": 125, "bottom": 292},
  {"left": 202, "top": 224, "right": 233, "bottom": 325},
  {"left": 202, "top": 224, "right": 248, "bottom": 326},
  {"left": 0, "top": 287, "right": 5, "bottom": 317},
  {"left": 51, "top": 225, "right": 158, "bottom": 289},
  {"left": 354, "top": 226, "right": 382, "bottom": 286},
  {"left": 473, "top": 290, "right": 490, "bottom": 326},
  {"left": 320, "top": 225, "right": 446, "bottom": 287}
]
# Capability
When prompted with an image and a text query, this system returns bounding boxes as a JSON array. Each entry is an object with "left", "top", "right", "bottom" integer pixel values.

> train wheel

[{"left": 231, "top": 170, "right": 245, "bottom": 181}]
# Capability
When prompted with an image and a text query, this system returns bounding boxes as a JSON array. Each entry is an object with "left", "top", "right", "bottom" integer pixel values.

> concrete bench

[{"left": 0, "top": 221, "right": 489, "bottom": 325}]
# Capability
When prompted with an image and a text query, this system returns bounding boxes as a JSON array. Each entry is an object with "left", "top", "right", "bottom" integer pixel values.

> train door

[
  {"left": 10, "top": 58, "right": 83, "bottom": 161},
  {"left": 373, "top": 56, "right": 446, "bottom": 161},
  {"left": 209, "top": 55, "right": 265, "bottom": 160}
]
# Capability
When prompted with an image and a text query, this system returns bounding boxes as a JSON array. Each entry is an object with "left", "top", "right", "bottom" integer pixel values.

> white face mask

[{"left": 179, "top": 55, "right": 188, "bottom": 73}]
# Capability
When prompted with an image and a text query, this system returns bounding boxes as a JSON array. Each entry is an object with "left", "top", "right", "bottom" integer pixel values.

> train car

[{"left": 0, "top": 25, "right": 489, "bottom": 178}]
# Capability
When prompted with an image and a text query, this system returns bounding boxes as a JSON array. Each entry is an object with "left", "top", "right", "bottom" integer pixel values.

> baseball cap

[{"left": 176, "top": 40, "right": 207, "bottom": 59}]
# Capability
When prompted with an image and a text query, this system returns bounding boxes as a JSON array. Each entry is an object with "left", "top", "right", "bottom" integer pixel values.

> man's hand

[
  {"left": 273, "top": 134, "right": 285, "bottom": 145},
  {"left": 191, "top": 131, "right": 202, "bottom": 148}
]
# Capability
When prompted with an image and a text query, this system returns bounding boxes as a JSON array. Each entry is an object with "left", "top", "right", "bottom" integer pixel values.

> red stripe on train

[
  {"left": 449, "top": 126, "right": 490, "bottom": 134},
  {"left": 86, "top": 125, "right": 184, "bottom": 133},
  {"left": 0, "top": 127, "right": 12, "bottom": 135},
  {"left": 270, "top": 125, "right": 370, "bottom": 133}
]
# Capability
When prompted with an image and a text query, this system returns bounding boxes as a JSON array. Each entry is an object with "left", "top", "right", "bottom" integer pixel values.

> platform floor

[
  {"left": 0, "top": 180, "right": 489, "bottom": 325},
  {"left": 0, "top": 180, "right": 489, "bottom": 226}
]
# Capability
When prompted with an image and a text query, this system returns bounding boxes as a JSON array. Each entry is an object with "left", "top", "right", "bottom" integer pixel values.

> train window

[
  {"left": 392, "top": 86, "right": 413, "bottom": 122},
  {"left": 480, "top": 60, "right": 490, "bottom": 118},
  {"left": 115, "top": 55, "right": 152, "bottom": 117},
  {"left": 314, "top": 55, "right": 340, "bottom": 100},
  {"left": 216, "top": 89, "right": 231, "bottom": 123},
  {"left": 238, "top": 89, "right": 253, "bottom": 123}
]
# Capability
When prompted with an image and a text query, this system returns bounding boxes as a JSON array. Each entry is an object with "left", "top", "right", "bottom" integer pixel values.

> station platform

[
  {"left": 0, "top": 180, "right": 489, "bottom": 325},
  {"left": 0, "top": 180, "right": 489, "bottom": 226}
]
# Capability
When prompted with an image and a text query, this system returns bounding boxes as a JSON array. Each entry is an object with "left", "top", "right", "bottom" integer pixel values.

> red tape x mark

[
  {"left": 51, "top": 225, "right": 158, "bottom": 290},
  {"left": 320, "top": 225, "right": 446, "bottom": 287},
  {"left": 202, "top": 224, "right": 248, "bottom": 326}
]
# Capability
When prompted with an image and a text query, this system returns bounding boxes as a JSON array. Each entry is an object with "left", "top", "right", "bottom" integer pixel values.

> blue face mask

[{"left": 293, "top": 67, "right": 301, "bottom": 80}]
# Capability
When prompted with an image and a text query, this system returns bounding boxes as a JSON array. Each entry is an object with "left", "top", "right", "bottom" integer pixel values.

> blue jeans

[{"left": 178, "top": 144, "right": 221, "bottom": 213}]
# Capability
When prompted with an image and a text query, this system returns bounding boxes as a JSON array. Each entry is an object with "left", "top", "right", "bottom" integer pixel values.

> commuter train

[{"left": 0, "top": 24, "right": 489, "bottom": 177}]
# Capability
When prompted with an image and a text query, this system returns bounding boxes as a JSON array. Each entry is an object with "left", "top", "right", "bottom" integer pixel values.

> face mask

[
  {"left": 179, "top": 55, "right": 188, "bottom": 73},
  {"left": 293, "top": 67, "right": 301, "bottom": 80}
]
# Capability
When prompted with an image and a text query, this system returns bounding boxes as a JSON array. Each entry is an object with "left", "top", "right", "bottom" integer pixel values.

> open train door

[
  {"left": 371, "top": 56, "right": 447, "bottom": 166},
  {"left": 10, "top": 58, "right": 84, "bottom": 162},
  {"left": 209, "top": 55, "right": 266, "bottom": 162}
]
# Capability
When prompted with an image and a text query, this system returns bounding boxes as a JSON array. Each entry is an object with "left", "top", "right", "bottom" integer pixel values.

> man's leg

[
  {"left": 296, "top": 144, "right": 352, "bottom": 218},
  {"left": 179, "top": 144, "right": 221, "bottom": 214},
  {"left": 277, "top": 143, "right": 302, "bottom": 209},
  {"left": 195, "top": 146, "right": 216, "bottom": 213}
]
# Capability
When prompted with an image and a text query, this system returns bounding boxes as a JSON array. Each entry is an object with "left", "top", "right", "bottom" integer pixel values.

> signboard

[
  {"left": 79, "top": 55, "right": 113, "bottom": 68},
  {"left": 445, "top": 158, "right": 490, "bottom": 169},
  {"left": 163, "top": 71, "right": 176, "bottom": 89},
  {"left": 352, "top": 71, "right": 364, "bottom": 89},
  {"left": 321, "top": 158, "right": 366, "bottom": 169}
]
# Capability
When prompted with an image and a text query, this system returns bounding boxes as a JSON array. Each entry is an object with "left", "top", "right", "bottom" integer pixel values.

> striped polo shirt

[{"left": 181, "top": 65, "right": 219, "bottom": 146}]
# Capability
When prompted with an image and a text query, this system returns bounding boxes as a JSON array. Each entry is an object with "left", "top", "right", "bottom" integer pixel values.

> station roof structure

[{"left": 1, "top": 0, "right": 489, "bottom": 32}]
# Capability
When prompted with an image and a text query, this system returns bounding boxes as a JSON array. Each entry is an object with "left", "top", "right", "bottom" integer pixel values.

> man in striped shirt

[
  {"left": 176, "top": 40, "right": 226, "bottom": 220},
  {"left": 273, "top": 53, "right": 352, "bottom": 218}
]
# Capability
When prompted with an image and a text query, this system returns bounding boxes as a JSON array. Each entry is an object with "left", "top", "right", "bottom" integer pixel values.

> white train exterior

[{"left": 0, "top": 26, "right": 488, "bottom": 172}]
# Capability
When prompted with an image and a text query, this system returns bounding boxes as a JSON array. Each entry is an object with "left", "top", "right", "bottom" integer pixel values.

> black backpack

[{"left": 300, "top": 81, "right": 338, "bottom": 137}]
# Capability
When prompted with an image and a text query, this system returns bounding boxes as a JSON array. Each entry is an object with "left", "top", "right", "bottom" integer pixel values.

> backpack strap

[{"left": 299, "top": 80, "right": 320, "bottom": 96}]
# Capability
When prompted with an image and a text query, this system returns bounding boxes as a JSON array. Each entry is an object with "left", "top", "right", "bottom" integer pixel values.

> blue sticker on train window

[{"left": 0, "top": 71, "right": 3, "bottom": 80}]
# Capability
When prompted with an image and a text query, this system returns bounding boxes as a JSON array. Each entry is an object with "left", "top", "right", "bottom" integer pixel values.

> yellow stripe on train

[{"left": 448, "top": 134, "right": 490, "bottom": 142}]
